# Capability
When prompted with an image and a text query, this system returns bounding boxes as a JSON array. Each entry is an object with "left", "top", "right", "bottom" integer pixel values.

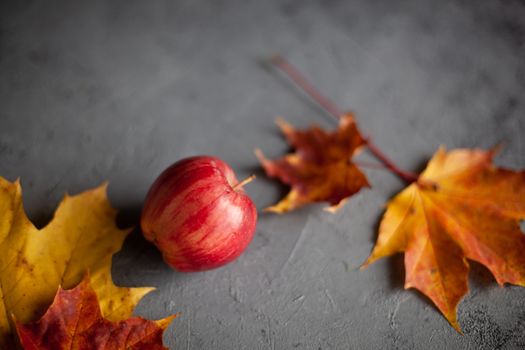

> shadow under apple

[{"left": 112, "top": 204, "right": 196, "bottom": 289}]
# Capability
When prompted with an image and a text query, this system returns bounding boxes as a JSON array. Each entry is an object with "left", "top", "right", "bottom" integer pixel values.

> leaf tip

[
  {"left": 452, "top": 323, "right": 463, "bottom": 335},
  {"left": 437, "top": 144, "right": 448, "bottom": 153},
  {"left": 97, "top": 181, "right": 110, "bottom": 195},
  {"left": 254, "top": 148, "right": 265, "bottom": 161},
  {"left": 339, "top": 112, "right": 356, "bottom": 125},
  {"left": 445, "top": 312, "right": 463, "bottom": 334},
  {"left": 275, "top": 117, "right": 293, "bottom": 133},
  {"left": 263, "top": 206, "right": 283, "bottom": 214},
  {"left": 156, "top": 313, "right": 178, "bottom": 330},
  {"left": 360, "top": 255, "right": 376, "bottom": 270},
  {"left": 324, "top": 200, "right": 347, "bottom": 213}
]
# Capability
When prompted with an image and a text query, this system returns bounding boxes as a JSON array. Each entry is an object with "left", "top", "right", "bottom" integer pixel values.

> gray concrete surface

[{"left": 1, "top": 0, "right": 525, "bottom": 349}]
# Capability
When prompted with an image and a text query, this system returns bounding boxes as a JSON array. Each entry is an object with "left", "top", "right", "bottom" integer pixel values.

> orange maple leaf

[
  {"left": 256, "top": 114, "right": 369, "bottom": 213},
  {"left": 15, "top": 276, "right": 175, "bottom": 350},
  {"left": 363, "top": 146, "right": 525, "bottom": 331}
]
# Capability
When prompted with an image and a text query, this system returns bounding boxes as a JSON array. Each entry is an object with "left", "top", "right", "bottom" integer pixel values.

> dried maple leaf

[
  {"left": 15, "top": 275, "right": 175, "bottom": 350},
  {"left": 363, "top": 146, "right": 525, "bottom": 331},
  {"left": 256, "top": 114, "right": 369, "bottom": 213},
  {"left": 0, "top": 177, "right": 153, "bottom": 348}
]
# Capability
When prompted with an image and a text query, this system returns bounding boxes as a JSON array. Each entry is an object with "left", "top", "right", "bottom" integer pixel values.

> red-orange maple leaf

[
  {"left": 256, "top": 114, "right": 369, "bottom": 213},
  {"left": 15, "top": 276, "right": 175, "bottom": 350},
  {"left": 363, "top": 147, "right": 525, "bottom": 331}
]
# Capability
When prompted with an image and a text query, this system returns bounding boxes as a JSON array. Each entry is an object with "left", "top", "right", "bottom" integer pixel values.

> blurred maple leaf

[
  {"left": 256, "top": 114, "right": 369, "bottom": 213},
  {"left": 16, "top": 275, "right": 175, "bottom": 350},
  {"left": 363, "top": 147, "right": 525, "bottom": 331},
  {"left": 265, "top": 54, "right": 525, "bottom": 332},
  {"left": 0, "top": 178, "right": 154, "bottom": 347}
]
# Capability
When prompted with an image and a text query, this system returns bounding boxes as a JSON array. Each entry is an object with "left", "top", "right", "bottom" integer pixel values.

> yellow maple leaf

[
  {"left": 363, "top": 147, "right": 525, "bottom": 331},
  {"left": 0, "top": 177, "right": 153, "bottom": 348}
]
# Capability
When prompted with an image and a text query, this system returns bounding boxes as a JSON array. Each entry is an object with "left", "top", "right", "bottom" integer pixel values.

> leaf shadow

[
  {"left": 367, "top": 153, "right": 430, "bottom": 289},
  {"left": 412, "top": 155, "right": 431, "bottom": 175},
  {"left": 468, "top": 260, "right": 497, "bottom": 291},
  {"left": 385, "top": 254, "right": 405, "bottom": 290},
  {"left": 30, "top": 208, "right": 54, "bottom": 229}
]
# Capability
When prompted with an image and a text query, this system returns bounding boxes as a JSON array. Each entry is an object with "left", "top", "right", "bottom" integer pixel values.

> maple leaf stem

[
  {"left": 364, "top": 139, "right": 419, "bottom": 183},
  {"left": 353, "top": 160, "right": 391, "bottom": 171},
  {"left": 269, "top": 54, "right": 418, "bottom": 184},
  {"left": 270, "top": 55, "right": 343, "bottom": 120}
]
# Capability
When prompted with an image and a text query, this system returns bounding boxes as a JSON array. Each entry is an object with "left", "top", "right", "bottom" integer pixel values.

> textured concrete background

[{"left": 1, "top": 0, "right": 524, "bottom": 349}]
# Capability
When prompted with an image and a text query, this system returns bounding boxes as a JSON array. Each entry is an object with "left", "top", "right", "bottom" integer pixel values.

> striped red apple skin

[{"left": 140, "top": 156, "right": 257, "bottom": 272}]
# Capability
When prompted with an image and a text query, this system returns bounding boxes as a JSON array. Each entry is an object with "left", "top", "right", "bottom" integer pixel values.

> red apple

[{"left": 140, "top": 156, "right": 257, "bottom": 272}]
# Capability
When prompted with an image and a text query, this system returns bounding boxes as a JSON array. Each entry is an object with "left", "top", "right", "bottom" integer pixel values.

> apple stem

[
  {"left": 269, "top": 54, "right": 418, "bottom": 184},
  {"left": 234, "top": 175, "right": 256, "bottom": 190}
]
